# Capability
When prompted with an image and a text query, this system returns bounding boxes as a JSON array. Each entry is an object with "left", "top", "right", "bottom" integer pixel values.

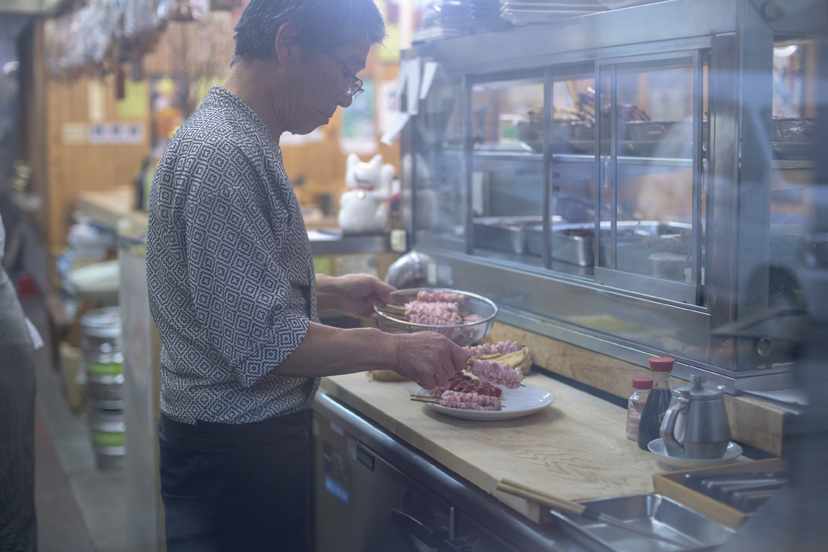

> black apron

[{"left": 157, "top": 408, "right": 313, "bottom": 552}]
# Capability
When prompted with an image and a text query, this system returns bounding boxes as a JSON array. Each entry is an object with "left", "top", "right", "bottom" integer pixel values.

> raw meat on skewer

[
  {"left": 413, "top": 341, "right": 525, "bottom": 413},
  {"left": 466, "top": 358, "right": 524, "bottom": 389},
  {"left": 429, "top": 373, "right": 503, "bottom": 397},
  {"left": 438, "top": 390, "right": 501, "bottom": 411},
  {"left": 468, "top": 340, "right": 522, "bottom": 357}
]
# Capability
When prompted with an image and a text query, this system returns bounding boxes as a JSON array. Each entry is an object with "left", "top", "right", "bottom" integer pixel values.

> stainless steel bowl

[{"left": 373, "top": 288, "right": 498, "bottom": 346}]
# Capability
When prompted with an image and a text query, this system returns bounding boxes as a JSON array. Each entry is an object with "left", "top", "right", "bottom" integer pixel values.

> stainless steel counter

[{"left": 307, "top": 229, "right": 391, "bottom": 256}]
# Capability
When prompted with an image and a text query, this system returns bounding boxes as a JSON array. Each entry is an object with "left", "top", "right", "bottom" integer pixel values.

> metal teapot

[{"left": 659, "top": 374, "right": 731, "bottom": 459}]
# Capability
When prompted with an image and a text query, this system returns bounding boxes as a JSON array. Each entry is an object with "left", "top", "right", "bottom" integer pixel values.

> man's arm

[
  {"left": 269, "top": 323, "right": 469, "bottom": 390},
  {"left": 315, "top": 273, "right": 394, "bottom": 320}
]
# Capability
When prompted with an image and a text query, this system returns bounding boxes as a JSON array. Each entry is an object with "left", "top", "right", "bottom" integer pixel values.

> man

[
  {"left": 0, "top": 211, "right": 37, "bottom": 552},
  {"left": 146, "top": 0, "right": 469, "bottom": 550}
]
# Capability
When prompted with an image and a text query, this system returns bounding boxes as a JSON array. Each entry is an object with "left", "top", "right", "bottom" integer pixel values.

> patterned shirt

[{"left": 147, "top": 86, "right": 320, "bottom": 425}]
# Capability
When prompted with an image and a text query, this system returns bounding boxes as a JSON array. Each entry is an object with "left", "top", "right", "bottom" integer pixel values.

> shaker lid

[
  {"left": 648, "top": 357, "right": 674, "bottom": 373},
  {"left": 632, "top": 377, "right": 653, "bottom": 390},
  {"left": 673, "top": 374, "right": 724, "bottom": 400}
]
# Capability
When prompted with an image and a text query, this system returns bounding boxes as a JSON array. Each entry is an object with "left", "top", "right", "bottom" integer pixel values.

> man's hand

[
  {"left": 316, "top": 274, "right": 395, "bottom": 321},
  {"left": 391, "top": 332, "right": 470, "bottom": 390}
]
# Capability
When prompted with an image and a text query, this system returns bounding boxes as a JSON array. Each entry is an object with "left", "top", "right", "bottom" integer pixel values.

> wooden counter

[
  {"left": 77, "top": 187, "right": 148, "bottom": 231},
  {"left": 321, "top": 373, "right": 666, "bottom": 524},
  {"left": 77, "top": 187, "right": 339, "bottom": 233}
]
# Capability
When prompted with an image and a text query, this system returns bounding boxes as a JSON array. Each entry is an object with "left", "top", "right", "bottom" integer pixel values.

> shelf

[
  {"left": 772, "top": 159, "right": 814, "bottom": 171},
  {"left": 456, "top": 149, "right": 697, "bottom": 168},
  {"left": 451, "top": 149, "right": 813, "bottom": 171},
  {"left": 555, "top": 154, "right": 693, "bottom": 168}
]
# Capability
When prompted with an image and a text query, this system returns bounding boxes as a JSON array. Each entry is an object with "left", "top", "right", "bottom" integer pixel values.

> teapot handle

[{"left": 660, "top": 392, "right": 689, "bottom": 449}]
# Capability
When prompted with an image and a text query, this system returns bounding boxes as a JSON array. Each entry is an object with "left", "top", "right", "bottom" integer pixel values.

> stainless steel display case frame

[{"left": 400, "top": 0, "right": 827, "bottom": 392}]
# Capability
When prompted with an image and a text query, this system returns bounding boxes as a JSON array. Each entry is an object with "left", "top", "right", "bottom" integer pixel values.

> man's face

[{"left": 285, "top": 41, "right": 370, "bottom": 135}]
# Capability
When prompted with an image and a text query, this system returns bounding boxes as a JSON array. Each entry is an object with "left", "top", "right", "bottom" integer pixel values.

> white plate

[
  {"left": 648, "top": 438, "right": 745, "bottom": 471},
  {"left": 415, "top": 384, "right": 554, "bottom": 421}
]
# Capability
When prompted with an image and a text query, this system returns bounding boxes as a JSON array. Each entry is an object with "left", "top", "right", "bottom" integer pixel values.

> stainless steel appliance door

[{"left": 314, "top": 410, "right": 453, "bottom": 552}]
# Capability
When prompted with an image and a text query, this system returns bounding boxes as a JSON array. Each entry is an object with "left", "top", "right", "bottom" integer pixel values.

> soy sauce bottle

[{"left": 637, "top": 357, "right": 675, "bottom": 451}]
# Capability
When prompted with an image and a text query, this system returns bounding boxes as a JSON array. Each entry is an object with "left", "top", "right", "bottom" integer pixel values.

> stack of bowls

[{"left": 80, "top": 307, "right": 125, "bottom": 469}]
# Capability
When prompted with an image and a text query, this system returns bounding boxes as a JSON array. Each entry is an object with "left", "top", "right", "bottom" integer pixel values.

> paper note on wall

[
  {"left": 380, "top": 113, "right": 410, "bottom": 146},
  {"left": 406, "top": 57, "right": 420, "bottom": 115},
  {"left": 61, "top": 123, "right": 87, "bottom": 145},
  {"left": 88, "top": 81, "right": 106, "bottom": 122},
  {"left": 380, "top": 57, "right": 421, "bottom": 145},
  {"left": 420, "top": 62, "right": 438, "bottom": 100},
  {"left": 378, "top": 80, "right": 400, "bottom": 135}
]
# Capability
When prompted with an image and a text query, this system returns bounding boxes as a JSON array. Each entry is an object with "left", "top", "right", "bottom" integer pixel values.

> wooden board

[
  {"left": 321, "top": 372, "right": 667, "bottom": 523},
  {"left": 488, "top": 322, "right": 794, "bottom": 456}
]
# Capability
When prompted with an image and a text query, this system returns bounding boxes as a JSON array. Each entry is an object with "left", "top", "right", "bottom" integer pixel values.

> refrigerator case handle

[{"left": 390, "top": 509, "right": 449, "bottom": 548}]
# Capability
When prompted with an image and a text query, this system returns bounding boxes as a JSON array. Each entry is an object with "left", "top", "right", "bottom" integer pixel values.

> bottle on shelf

[
  {"left": 637, "top": 357, "right": 675, "bottom": 451},
  {"left": 626, "top": 376, "right": 653, "bottom": 441}
]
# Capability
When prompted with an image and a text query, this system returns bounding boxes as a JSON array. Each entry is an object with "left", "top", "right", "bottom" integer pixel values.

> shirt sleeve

[{"left": 183, "top": 166, "right": 309, "bottom": 388}]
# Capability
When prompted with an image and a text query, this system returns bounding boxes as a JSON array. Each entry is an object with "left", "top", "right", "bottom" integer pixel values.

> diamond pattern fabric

[{"left": 147, "top": 86, "right": 319, "bottom": 424}]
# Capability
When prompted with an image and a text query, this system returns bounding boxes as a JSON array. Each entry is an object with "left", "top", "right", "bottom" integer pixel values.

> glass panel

[
  {"left": 754, "top": 39, "right": 820, "bottom": 364},
  {"left": 472, "top": 78, "right": 544, "bottom": 152},
  {"left": 551, "top": 77, "right": 597, "bottom": 219},
  {"left": 610, "top": 60, "right": 698, "bottom": 284},
  {"left": 412, "top": 73, "right": 465, "bottom": 244},
  {"left": 547, "top": 73, "right": 599, "bottom": 275},
  {"left": 597, "top": 68, "right": 613, "bottom": 269},
  {"left": 470, "top": 77, "right": 544, "bottom": 261}
]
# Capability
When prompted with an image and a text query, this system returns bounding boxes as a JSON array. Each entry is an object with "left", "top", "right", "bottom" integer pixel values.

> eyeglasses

[{"left": 315, "top": 36, "right": 364, "bottom": 98}]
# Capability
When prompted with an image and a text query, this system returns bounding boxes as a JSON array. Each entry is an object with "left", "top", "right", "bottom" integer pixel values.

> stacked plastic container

[{"left": 80, "top": 307, "right": 125, "bottom": 469}]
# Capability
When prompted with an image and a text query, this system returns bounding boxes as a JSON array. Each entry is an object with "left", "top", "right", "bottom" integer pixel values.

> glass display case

[{"left": 401, "top": 0, "right": 827, "bottom": 392}]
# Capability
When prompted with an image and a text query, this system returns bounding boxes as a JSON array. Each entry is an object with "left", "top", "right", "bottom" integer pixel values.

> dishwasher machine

[{"left": 312, "top": 390, "right": 578, "bottom": 552}]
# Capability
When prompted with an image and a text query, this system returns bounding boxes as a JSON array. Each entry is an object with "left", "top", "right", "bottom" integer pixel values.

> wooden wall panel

[
  {"left": 17, "top": 19, "right": 50, "bottom": 235},
  {"left": 45, "top": 74, "right": 150, "bottom": 249},
  {"left": 143, "top": 14, "right": 400, "bottom": 213}
]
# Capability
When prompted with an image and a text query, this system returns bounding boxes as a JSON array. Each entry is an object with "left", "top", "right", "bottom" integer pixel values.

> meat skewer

[
  {"left": 466, "top": 358, "right": 524, "bottom": 390},
  {"left": 468, "top": 340, "right": 522, "bottom": 357},
  {"left": 410, "top": 392, "right": 503, "bottom": 411},
  {"left": 428, "top": 373, "right": 503, "bottom": 397},
  {"left": 439, "top": 391, "right": 502, "bottom": 411}
]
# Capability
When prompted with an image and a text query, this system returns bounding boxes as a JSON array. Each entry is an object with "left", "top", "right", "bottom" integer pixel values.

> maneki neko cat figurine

[{"left": 338, "top": 154, "right": 397, "bottom": 235}]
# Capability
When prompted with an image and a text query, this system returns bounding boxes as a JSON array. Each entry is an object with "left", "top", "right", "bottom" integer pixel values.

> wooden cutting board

[{"left": 320, "top": 372, "right": 666, "bottom": 523}]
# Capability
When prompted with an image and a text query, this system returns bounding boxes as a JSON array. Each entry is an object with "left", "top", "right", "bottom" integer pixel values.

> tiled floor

[{"left": 28, "top": 299, "right": 129, "bottom": 552}]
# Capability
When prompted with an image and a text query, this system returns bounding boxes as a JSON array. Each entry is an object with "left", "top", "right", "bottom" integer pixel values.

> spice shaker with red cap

[
  {"left": 637, "top": 357, "right": 675, "bottom": 451},
  {"left": 626, "top": 376, "right": 653, "bottom": 441}
]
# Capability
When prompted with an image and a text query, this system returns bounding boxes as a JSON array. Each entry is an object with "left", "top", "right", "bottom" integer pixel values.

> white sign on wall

[{"left": 86, "top": 122, "right": 145, "bottom": 145}]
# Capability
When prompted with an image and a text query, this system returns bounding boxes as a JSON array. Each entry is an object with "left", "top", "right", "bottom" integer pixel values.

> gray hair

[{"left": 232, "top": 0, "right": 386, "bottom": 66}]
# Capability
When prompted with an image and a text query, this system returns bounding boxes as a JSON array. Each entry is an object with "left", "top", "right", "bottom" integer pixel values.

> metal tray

[
  {"left": 627, "top": 121, "right": 693, "bottom": 142},
  {"left": 525, "top": 222, "right": 691, "bottom": 269},
  {"left": 772, "top": 141, "right": 815, "bottom": 160},
  {"left": 525, "top": 222, "right": 602, "bottom": 265},
  {"left": 473, "top": 216, "right": 559, "bottom": 254},
  {"left": 557, "top": 494, "right": 735, "bottom": 552}
]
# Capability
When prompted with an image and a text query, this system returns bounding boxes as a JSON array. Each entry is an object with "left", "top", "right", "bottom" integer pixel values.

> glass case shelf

[{"left": 404, "top": 0, "right": 824, "bottom": 389}]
